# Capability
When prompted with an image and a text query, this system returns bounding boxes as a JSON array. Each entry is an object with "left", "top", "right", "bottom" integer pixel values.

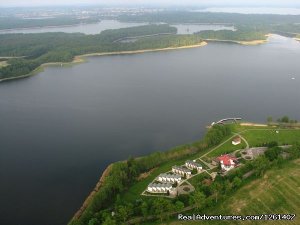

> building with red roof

[{"left": 217, "top": 154, "right": 238, "bottom": 171}]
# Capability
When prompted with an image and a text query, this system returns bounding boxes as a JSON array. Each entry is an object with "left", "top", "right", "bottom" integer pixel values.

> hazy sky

[{"left": 1, "top": 0, "right": 300, "bottom": 7}]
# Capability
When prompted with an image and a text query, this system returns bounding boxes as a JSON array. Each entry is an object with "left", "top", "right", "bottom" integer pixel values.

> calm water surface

[
  {"left": 0, "top": 35, "right": 299, "bottom": 225},
  {"left": 0, "top": 20, "right": 235, "bottom": 34},
  {"left": 0, "top": 20, "right": 147, "bottom": 34},
  {"left": 172, "top": 23, "right": 235, "bottom": 34}
]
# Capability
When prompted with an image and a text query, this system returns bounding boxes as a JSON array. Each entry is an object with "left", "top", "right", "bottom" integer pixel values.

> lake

[
  {"left": 0, "top": 20, "right": 147, "bottom": 34},
  {"left": 0, "top": 35, "right": 299, "bottom": 225},
  {"left": 0, "top": 19, "right": 235, "bottom": 34}
]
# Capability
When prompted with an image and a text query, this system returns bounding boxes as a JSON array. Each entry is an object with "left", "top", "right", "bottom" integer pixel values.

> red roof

[{"left": 217, "top": 154, "right": 237, "bottom": 166}]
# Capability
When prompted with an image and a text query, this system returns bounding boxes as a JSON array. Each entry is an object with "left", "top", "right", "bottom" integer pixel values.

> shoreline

[
  {"left": 0, "top": 34, "right": 272, "bottom": 83},
  {"left": 204, "top": 38, "right": 268, "bottom": 45},
  {"left": 0, "top": 41, "right": 207, "bottom": 83},
  {"left": 0, "top": 22, "right": 98, "bottom": 33},
  {"left": 294, "top": 37, "right": 300, "bottom": 42},
  {"left": 203, "top": 33, "right": 271, "bottom": 46},
  {"left": 71, "top": 164, "right": 114, "bottom": 220}
]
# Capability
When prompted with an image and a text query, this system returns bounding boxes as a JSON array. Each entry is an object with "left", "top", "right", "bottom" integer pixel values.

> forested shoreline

[
  {"left": 0, "top": 16, "right": 99, "bottom": 30},
  {"left": 1, "top": 12, "right": 300, "bottom": 81},
  {"left": 0, "top": 24, "right": 205, "bottom": 80}
]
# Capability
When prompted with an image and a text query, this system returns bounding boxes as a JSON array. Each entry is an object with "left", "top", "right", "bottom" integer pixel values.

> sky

[{"left": 0, "top": 0, "right": 300, "bottom": 7}]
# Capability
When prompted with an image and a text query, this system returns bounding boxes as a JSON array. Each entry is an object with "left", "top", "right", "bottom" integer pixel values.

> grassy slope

[
  {"left": 206, "top": 138, "right": 246, "bottom": 158},
  {"left": 241, "top": 129, "right": 300, "bottom": 147},
  {"left": 167, "top": 159, "right": 300, "bottom": 225}
]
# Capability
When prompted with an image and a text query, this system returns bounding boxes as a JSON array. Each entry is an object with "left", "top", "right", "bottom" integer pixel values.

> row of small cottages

[
  {"left": 147, "top": 183, "right": 173, "bottom": 193},
  {"left": 147, "top": 160, "right": 203, "bottom": 193}
]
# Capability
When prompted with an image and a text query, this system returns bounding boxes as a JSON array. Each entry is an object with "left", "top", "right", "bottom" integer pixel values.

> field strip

[
  {"left": 271, "top": 187, "right": 298, "bottom": 211},
  {"left": 279, "top": 181, "right": 300, "bottom": 198}
]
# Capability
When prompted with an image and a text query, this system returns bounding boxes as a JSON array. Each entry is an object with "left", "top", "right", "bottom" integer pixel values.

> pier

[{"left": 211, "top": 118, "right": 242, "bottom": 126}]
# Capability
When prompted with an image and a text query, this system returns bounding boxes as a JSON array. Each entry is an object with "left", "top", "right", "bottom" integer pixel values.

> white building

[
  {"left": 232, "top": 136, "right": 241, "bottom": 145},
  {"left": 157, "top": 173, "right": 181, "bottom": 184},
  {"left": 185, "top": 160, "right": 202, "bottom": 172},
  {"left": 147, "top": 183, "right": 173, "bottom": 193},
  {"left": 172, "top": 166, "right": 192, "bottom": 178}
]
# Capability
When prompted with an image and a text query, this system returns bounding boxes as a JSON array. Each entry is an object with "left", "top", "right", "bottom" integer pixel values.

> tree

[
  {"left": 224, "top": 180, "right": 233, "bottom": 194},
  {"left": 281, "top": 116, "right": 290, "bottom": 123},
  {"left": 232, "top": 177, "right": 242, "bottom": 189},
  {"left": 102, "top": 216, "right": 117, "bottom": 225},
  {"left": 286, "top": 143, "right": 300, "bottom": 159},
  {"left": 116, "top": 204, "right": 133, "bottom": 222},
  {"left": 265, "top": 147, "right": 281, "bottom": 161},
  {"left": 152, "top": 198, "right": 173, "bottom": 222},
  {"left": 190, "top": 190, "right": 206, "bottom": 210},
  {"left": 253, "top": 156, "right": 270, "bottom": 177},
  {"left": 141, "top": 201, "right": 148, "bottom": 217},
  {"left": 127, "top": 156, "right": 139, "bottom": 182},
  {"left": 192, "top": 168, "right": 198, "bottom": 175},
  {"left": 211, "top": 182, "right": 222, "bottom": 203},
  {"left": 267, "top": 116, "right": 273, "bottom": 123},
  {"left": 175, "top": 200, "right": 185, "bottom": 211},
  {"left": 88, "top": 218, "right": 100, "bottom": 225},
  {"left": 266, "top": 141, "right": 278, "bottom": 148}
]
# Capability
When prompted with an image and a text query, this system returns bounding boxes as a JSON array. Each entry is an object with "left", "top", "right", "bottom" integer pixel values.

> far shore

[
  {"left": 204, "top": 38, "right": 268, "bottom": 45},
  {"left": 0, "top": 35, "right": 273, "bottom": 83},
  {"left": 0, "top": 22, "right": 98, "bottom": 33},
  {"left": 204, "top": 33, "right": 271, "bottom": 46},
  {"left": 0, "top": 41, "right": 207, "bottom": 82}
]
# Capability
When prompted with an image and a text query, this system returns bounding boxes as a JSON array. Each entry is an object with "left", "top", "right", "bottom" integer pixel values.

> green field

[
  {"left": 168, "top": 159, "right": 300, "bottom": 225},
  {"left": 205, "top": 138, "right": 246, "bottom": 158},
  {"left": 188, "top": 172, "right": 211, "bottom": 188},
  {"left": 240, "top": 129, "right": 300, "bottom": 147}
]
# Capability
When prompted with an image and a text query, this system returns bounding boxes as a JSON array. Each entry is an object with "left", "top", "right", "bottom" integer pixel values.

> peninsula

[{"left": 69, "top": 117, "right": 300, "bottom": 225}]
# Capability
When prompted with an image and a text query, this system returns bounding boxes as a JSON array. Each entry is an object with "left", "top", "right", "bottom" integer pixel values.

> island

[{"left": 68, "top": 116, "right": 300, "bottom": 225}]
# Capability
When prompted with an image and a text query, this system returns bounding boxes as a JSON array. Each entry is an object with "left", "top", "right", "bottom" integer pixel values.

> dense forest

[
  {"left": 0, "top": 24, "right": 203, "bottom": 80},
  {"left": 0, "top": 16, "right": 99, "bottom": 30},
  {"left": 118, "top": 11, "right": 300, "bottom": 26},
  {"left": 196, "top": 28, "right": 267, "bottom": 42},
  {"left": 119, "top": 11, "right": 300, "bottom": 39}
]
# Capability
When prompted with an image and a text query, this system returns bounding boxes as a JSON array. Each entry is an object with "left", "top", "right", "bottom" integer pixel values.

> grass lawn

[
  {"left": 165, "top": 159, "right": 300, "bottom": 225},
  {"left": 205, "top": 138, "right": 246, "bottom": 158},
  {"left": 241, "top": 129, "right": 300, "bottom": 147},
  {"left": 188, "top": 172, "right": 211, "bottom": 188}
]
